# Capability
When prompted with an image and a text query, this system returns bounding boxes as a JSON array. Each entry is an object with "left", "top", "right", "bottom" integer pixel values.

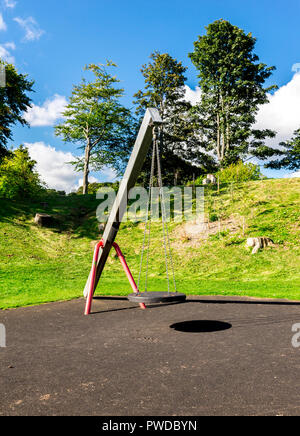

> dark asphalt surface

[{"left": 0, "top": 296, "right": 300, "bottom": 416}]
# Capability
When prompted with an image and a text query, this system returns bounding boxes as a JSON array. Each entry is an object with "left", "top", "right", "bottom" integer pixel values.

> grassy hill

[{"left": 0, "top": 178, "right": 299, "bottom": 309}]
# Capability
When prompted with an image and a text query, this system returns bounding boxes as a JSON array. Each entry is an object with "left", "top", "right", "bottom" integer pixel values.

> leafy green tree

[
  {"left": 134, "top": 51, "right": 188, "bottom": 115},
  {"left": 265, "top": 129, "right": 300, "bottom": 171},
  {"left": 134, "top": 52, "right": 215, "bottom": 183},
  {"left": 0, "top": 145, "right": 44, "bottom": 199},
  {"left": 0, "top": 60, "right": 34, "bottom": 158},
  {"left": 55, "top": 62, "right": 134, "bottom": 194},
  {"left": 189, "top": 19, "right": 278, "bottom": 168}
]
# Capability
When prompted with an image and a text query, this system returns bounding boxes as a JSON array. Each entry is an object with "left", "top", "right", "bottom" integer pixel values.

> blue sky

[{"left": 1, "top": 0, "right": 300, "bottom": 191}]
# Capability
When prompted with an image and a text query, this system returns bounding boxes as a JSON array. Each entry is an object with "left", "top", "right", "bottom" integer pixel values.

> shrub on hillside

[
  {"left": 188, "top": 161, "right": 263, "bottom": 186},
  {"left": 216, "top": 161, "right": 264, "bottom": 183},
  {"left": 77, "top": 182, "right": 119, "bottom": 195},
  {"left": 187, "top": 175, "right": 205, "bottom": 186},
  {"left": 0, "top": 145, "right": 45, "bottom": 199},
  {"left": 46, "top": 188, "right": 66, "bottom": 197}
]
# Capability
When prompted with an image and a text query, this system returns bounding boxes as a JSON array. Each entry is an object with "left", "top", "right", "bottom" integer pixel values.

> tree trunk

[
  {"left": 174, "top": 169, "right": 179, "bottom": 186},
  {"left": 83, "top": 140, "right": 91, "bottom": 195},
  {"left": 220, "top": 94, "right": 225, "bottom": 162},
  {"left": 216, "top": 113, "right": 221, "bottom": 162},
  {"left": 225, "top": 103, "right": 230, "bottom": 152}
]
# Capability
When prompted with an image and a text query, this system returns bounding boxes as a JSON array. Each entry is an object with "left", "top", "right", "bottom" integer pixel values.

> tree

[
  {"left": 0, "top": 145, "right": 44, "bottom": 199},
  {"left": 134, "top": 52, "right": 215, "bottom": 184},
  {"left": 189, "top": 19, "right": 278, "bottom": 168},
  {"left": 0, "top": 60, "right": 34, "bottom": 158},
  {"left": 55, "top": 62, "right": 134, "bottom": 194},
  {"left": 265, "top": 129, "right": 300, "bottom": 171}
]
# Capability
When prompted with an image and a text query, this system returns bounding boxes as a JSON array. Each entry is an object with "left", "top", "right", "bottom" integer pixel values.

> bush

[
  {"left": 209, "top": 213, "right": 219, "bottom": 222},
  {"left": 216, "top": 161, "right": 263, "bottom": 183},
  {"left": 187, "top": 175, "right": 206, "bottom": 186},
  {"left": 0, "top": 145, "right": 45, "bottom": 199},
  {"left": 77, "top": 182, "right": 119, "bottom": 195}
]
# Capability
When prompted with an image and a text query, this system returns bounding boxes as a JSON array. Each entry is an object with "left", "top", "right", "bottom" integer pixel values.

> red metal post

[
  {"left": 84, "top": 239, "right": 145, "bottom": 315},
  {"left": 84, "top": 240, "right": 104, "bottom": 316},
  {"left": 112, "top": 242, "right": 146, "bottom": 310}
]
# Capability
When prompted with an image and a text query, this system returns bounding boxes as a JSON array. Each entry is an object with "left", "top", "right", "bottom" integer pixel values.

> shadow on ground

[{"left": 170, "top": 320, "right": 232, "bottom": 333}]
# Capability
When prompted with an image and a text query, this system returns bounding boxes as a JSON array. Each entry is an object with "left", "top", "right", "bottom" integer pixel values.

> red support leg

[
  {"left": 84, "top": 239, "right": 145, "bottom": 315},
  {"left": 112, "top": 242, "right": 146, "bottom": 311},
  {"left": 84, "top": 240, "right": 104, "bottom": 315}
]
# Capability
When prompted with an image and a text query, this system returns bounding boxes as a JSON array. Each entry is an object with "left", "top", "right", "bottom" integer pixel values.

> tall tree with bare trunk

[
  {"left": 55, "top": 62, "right": 133, "bottom": 194},
  {"left": 189, "top": 19, "right": 279, "bottom": 168}
]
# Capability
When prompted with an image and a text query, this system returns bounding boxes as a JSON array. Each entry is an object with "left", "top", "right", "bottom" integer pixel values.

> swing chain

[
  {"left": 138, "top": 124, "right": 177, "bottom": 294},
  {"left": 155, "top": 127, "right": 177, "bottom": 293},
  {"left": 137, "top": 133, "right": 156, "bottom": 291}
]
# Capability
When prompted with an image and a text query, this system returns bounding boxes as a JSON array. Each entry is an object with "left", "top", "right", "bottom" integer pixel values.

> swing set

[{"left": 84, "top": 108, "right": 186, "bottom": 315}]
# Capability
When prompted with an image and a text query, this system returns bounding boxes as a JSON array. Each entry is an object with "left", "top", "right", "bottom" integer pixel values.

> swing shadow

[
  {"left": 93, "top": 296, "right": 129, "bottom": 301},
  {"left": 92, "top": 296, "right": 300, "bottom": 308},
  {"left": 90, "top": 296, "right": 136, "bottom": 315},
  {"left": 170, "top": 320, "right": 232, "bottom": 333},
  {"left": 90, "top": 296, "right": 185, "bottom": 315},
  {"left": 186, "top": 299, "right": 300, "bottom": 307},
  {"left": 90, "top": 305, "right": 140, "bottom": 315},
  {"left": 89, "top": 296, "right": 300, "bottom": 317}
]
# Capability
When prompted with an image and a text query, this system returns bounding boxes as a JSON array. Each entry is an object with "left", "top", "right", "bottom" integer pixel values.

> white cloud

[
  {"left": 4, "top": 0, "right": 17, "bottom": 8},
  {"left": 0, "top": 41, "right": 15, "bottom": 63},
  {"left": 186, "top": 74, "right": 300, "bottom": 148},
  {"left": 71, "top": 176, "right": 100, "bottom": 193},
  {"left": 186, "top": 76, "right": 300, "bottom": 179},
  {"left": 101, "top": 167, "right": 117, "bottom": 181},
  {"left": 255, "top": 72, "right": 300, "bottom": 147},
  {"left": 0, "top": 14, "right": 7, "bottom": 31},
  {"left": 184, "top": 85, "right": 202, "bottom": 105},
  {"left": 70, "top": 169, "right": 116, "bottom": 192},
  {"left": 14, "top": 16, "right": 44, "bottom": 41},
  {"left": 292, "top": 63, "right": 300, "bottom": 74},
  {"left": 26, "top": 142, "right": 117, "bottom": 193},
  {"left": 71, "top": 167, "right": 117, "bottom": 191},
  {"left": 24, "top": 94, "right": 67, "bottom": 127},
  {"left": 3, "top": 41, "right": 15, "bottom": 50},
  {"left": 26, "top": 142, "right": 82, "bottom": 193},
  {"left": 285, "top": 170, "right": 300, "bottom": 178}
]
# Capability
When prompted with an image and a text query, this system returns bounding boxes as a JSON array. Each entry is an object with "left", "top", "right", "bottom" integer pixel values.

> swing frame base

[
  {"left": 128, "top": 291, "right": 186, "bottom": 304},
  {"left": 84, "top": 239, "right": 146, "bottom": 315}
]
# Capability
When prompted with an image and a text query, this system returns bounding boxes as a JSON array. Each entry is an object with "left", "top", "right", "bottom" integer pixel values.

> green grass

[{"left": 0, "top": 178, "right": 299, "bottom": 309}]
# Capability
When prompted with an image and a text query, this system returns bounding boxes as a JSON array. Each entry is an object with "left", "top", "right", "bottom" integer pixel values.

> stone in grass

[
  {"left": 34, "top": 213, "right": 54, "bottom": 228},
  {"left": 246, "top": 237, "right": 275, "bottom": 254},
  {"left": 203, "top": 174, "right": 217, "bottom": 185}
]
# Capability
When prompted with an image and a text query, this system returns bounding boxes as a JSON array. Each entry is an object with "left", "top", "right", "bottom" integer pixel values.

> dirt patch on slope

[{"left": 174, "top": 214, "right": 244, "bottom": 247}]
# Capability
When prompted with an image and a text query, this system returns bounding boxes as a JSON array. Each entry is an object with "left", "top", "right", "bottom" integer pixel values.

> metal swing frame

[
  {"left": 84, "top": 239, "right": 146, "bottom": 315},
  {"left": 127, "top": 125, "right": 186, "bottom": 305},
  {"left": 83, "top": 108, "right": 186, "bottom": 315}
]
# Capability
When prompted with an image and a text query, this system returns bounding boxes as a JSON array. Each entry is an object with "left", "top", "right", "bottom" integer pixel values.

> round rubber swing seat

[{"left": 127, "top": 291, "right": 186, "bottom": 304}]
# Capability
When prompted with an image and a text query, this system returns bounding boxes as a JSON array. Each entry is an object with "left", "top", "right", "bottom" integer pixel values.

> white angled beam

[{"left": 84, "top": 108, "right": 163, "bottom": 297}]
